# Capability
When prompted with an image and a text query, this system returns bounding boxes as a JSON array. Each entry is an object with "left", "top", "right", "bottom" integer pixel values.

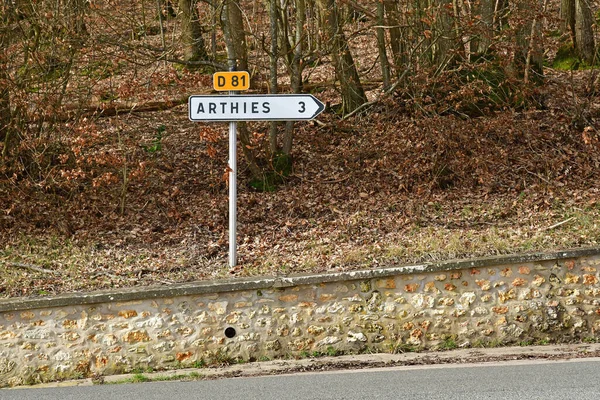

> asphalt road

[{"left": 4, "top": 358, "right": 600, "bottom": 400}]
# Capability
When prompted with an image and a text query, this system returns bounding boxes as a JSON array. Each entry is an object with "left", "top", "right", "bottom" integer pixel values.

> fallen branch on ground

[
  {"left": 543, "top": 217, "right": 576, "bottom": 231},
  {"left": 5, "top": 262, "right": 56, "bottom": 275}
]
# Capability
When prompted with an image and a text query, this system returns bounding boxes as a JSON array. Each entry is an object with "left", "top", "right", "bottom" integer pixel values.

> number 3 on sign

[{"left": 213, "top": 71, "right": 250, "bottom": 91}]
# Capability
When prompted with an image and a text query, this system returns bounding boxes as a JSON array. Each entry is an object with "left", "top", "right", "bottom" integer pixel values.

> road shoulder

[{"left": 7, "top": 342, "right": 600, "bottom": 389}]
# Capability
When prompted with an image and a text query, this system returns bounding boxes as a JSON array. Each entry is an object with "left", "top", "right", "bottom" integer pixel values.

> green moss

[
  {"left": 449, "top": 57, "right": 531, "bottom": 116},
  {"left": 439, "top": 336, "right": 458, "bottom": 350},
  {"left": 249, "top": 174, "right": 277, "bottom": 192},
  {"left": 472, "top": 339, "right": 504, "bottom": 348},
  {"left": 272, "top": 152, "right": 293, "bottom": 177},
  {"left": 249, "top": 152, "right": 293, "bottom": 192},
  {"left": 553, "top": 45, "right": 581, "bottom": 70},
  {"left": 325, "top": 346, "right": 344, "bottom": 357},
  {"left": 552, "top": 44, "right": 600, "bottom": 70},
  {"left": 131, "top": 373, "right": 150, "bottom": 383},
  {"left": 359, "top": 280, "right": 371, "bottom": 293},
  {"left": 393, "top": 343, "right": 421, "bottom": 354},
  {"left": 173, "top": 63, "right": 216, "bottom": 74},
  {"left": 109, "top": 371, "right": 204, "bottom": 385},
  {"left": 131, "top": 367, "right": 154, "bottom": 374},
  {"left": 547, "top": 29, "right": 563, "bottom": 38},
  {"left": 204, "top": 349, "right": 239, "bottom": 366},
  {"left": 80, "top": 61, "right": 122, "bottom": 80}
]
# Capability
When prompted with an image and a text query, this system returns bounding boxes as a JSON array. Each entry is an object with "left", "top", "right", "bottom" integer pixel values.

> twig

[
  {"left": 292, "top": 173, "right": 351, "bottom": 184},
  {"left": 544, "top": 217, "right": 575, "bottom": 231},
  {"left": 525, "top": 169, "right": 552, "bottom": 185},
  {"left": 137, "top": 200, "right": 151, "bottom": 213},
  {"left": 155, "top": 0, "right": 166, "bottom": 67},
  {"left": 5, "top": 262, "right": 56, "bottom": 275},
  {"left": 91, "top": 271, "right": 119, "bottom": 280},
  {"left": 162, "top": 58, "right": 229, "bottom": 70},
  {"left": 337, "top": 0, "right": 376, "bottom": 19},
  {"left": 312, "top": 118, "right": 328, "bottom": 127},
  {"left": 370, "top": 25, "right": 411, "bottom": 30}
]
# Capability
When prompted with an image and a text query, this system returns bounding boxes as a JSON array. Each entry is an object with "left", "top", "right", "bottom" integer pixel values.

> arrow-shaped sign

[{"left": 189, "top": 94, "right": 325, "bottom": 122}]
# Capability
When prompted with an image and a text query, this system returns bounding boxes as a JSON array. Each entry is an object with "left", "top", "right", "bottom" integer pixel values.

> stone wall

[{"left": 1, "top": 248, "right": 600, "bottom": 387}]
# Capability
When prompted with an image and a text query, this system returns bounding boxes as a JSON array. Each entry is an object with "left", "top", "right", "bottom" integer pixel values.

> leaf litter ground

[{"left": 1, "top": 66, "right": 600, "bottom": 299}]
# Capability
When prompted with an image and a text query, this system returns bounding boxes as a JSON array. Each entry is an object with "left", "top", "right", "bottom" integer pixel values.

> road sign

[
  {"left": 189, "top": 94, "right": 325, "bottom": 122},
  {"left": 213, "top": 71, "right": 250, "bottom": 91},
  {"left": 189, "top": 78, "right": 325, "bottom": 268}
]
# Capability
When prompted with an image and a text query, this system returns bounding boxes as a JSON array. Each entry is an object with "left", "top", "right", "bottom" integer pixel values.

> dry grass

[{"left": 2, "top": 192, "right": 599, "bottom": 298}]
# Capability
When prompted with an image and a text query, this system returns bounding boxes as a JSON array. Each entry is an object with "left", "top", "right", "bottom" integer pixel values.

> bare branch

[
  {"left": 5, "top": 262, "right": 56, "bottom": 275},
  {"left": 543, "top": 217, "right": 576, "bottom": 231},
  {"left": 163, "top": 57, "right": 228, "bottom": 70},
  {"left": 337, "top": 0, "right": 377, "bottom": 20}
]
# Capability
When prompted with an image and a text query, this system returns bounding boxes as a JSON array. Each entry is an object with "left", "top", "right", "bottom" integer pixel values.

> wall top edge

[{"left": 1, "top": 247, "right": 599, "bottom": 313}]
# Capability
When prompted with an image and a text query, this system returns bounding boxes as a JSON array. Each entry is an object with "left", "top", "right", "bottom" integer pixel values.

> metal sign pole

[
  {"left": 226, "top": 59, "right": 239, "bottom": 269},
  {"left": 228, "top": 94, "right": 237, "bottom": 268}
]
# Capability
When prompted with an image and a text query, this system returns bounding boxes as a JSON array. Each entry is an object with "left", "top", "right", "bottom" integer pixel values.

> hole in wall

[{"left": 224, "top": 327, "right": 236, "bottom": 338}]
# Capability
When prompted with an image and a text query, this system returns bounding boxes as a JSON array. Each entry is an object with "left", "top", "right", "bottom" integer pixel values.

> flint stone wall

[{"left": 1, "top": 248, "right": 600, "bottom": 386}]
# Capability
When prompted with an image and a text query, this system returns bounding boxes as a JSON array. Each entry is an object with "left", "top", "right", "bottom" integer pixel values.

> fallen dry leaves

[{"left": 2, "top": 67, "right": 600, "bottom": 298}]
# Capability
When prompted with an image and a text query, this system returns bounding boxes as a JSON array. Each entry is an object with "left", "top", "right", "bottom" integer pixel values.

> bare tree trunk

[
  {"left": 376, "top": 0, "right": 391, "bottom": 90},
  {"left": 575, "top": 0, "right": 595, "bottom": 64},
  {"left": 474, "top": 0, "right": 495, "bottom": 56},
  {"left": 310, "top": 0, "right": 322, "bottom": 53},
  {"left": 221, "top": 0, "right": 261, "bottom": 178},
  {"left": 432, "top": 0, "right": 459, "bottom": 68},
  {"left": 494, "top": 0, "right": 509, "bottom": 30},
  {"left": 515, "top": 0, "right": 544, "bottom": 82},
  {"left": 282, "top": 0, "right": 306, "bottom": 155},
  {"left": 179, "top": 0, "right": 208, "bottom": 61},
  {"left": 414, "top": 0, "right": 431, "bottom": 65},
  {"left": 63, "top": 0, "right": 88, "bottom": 36},
  {"left": 268, "top": 0, "right": 280, "bottom": 155},
  {"left": 316, "top": 0, "right": 366, "bottom": 114},
  {"left": 384, "top": 0, "right": 405, "bottom": 76},
  {"left": 211, "top": 4, "right": 218, "bottom": 59},
  {"left": 1, "top": 3, "right": 15, "bottom": 161},
  {"left": 289, "top": 0, "right": 306, "bottom": 95},
  {"left": 277, "top": 0, "right": 293, "bottom": 67},
  {"left": 560, "top": 0, "right": 576, "bottom": 43},
  {"left": 0, "top": 66, "right": 11, "bottom": 161},
  {"left": 222, "top": 0, "right": 248, "bottom": 71}
]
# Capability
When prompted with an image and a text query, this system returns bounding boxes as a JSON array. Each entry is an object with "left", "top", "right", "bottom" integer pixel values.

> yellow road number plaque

[{"left": 213, "top": 71, "right": 250, "bottom": 91}]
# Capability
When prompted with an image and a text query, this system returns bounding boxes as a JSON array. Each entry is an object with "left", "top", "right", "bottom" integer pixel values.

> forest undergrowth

[
  {"left": 1, "top": 1, "right": 600, "bottom": 298},
  {"left": 2, "top": 66, "right": 600, "bottom": 299}
]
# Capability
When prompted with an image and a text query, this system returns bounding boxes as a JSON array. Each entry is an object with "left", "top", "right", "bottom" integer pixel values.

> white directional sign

[
  {"left": 188, "top": 80, "right": 325, "bottom": 268},
  {"left": 189, "top": 94, "right": 325, "bottom": 122}
]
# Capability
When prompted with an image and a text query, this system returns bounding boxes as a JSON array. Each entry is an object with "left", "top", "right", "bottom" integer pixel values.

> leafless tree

[
  {"left": 316, "top": 0, "right": 367, "bottom": 114},
  {"left": 179, "top": 0, "right": 208, "bottom": 61}
]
